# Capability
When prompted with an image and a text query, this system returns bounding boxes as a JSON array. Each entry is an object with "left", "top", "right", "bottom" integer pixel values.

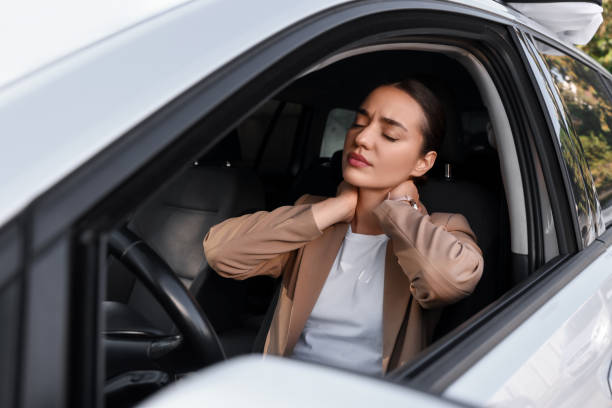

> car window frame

[
  {"left": 86, "top": 20, "right": 544, "bottom": 408},
  {"left": 514, "top": 31, "right": 594, "bottom": 251},
  {"left": 592, "top": 73, "right": 612, "bottom": 228}
]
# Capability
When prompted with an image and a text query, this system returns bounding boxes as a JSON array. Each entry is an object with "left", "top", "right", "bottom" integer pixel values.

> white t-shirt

[{"left": 291, "top": 224, "right": 389, "bottom": 376}]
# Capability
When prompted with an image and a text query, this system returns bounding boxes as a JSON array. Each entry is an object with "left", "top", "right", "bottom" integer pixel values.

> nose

[{"left": 353, "top": 123, "right": 376, "bottom": 149}]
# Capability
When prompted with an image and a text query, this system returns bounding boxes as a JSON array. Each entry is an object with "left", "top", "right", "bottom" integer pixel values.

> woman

[{"left": 203, "top": 79, "right": 484, "bottom": 376}]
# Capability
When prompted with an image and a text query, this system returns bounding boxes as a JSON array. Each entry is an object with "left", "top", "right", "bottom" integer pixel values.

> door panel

[{"left": 444, "top": 241, "right": 612, "bottom": 407}]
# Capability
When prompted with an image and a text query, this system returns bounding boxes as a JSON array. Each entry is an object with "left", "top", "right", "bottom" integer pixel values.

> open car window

[
  {"left": 59, "top": 8, "right": 575, "bottom": 408},
  {"left": 320, "top": 108, "right": 356, "bottom": 158},
  {"left": 97, "top": 42, "right": 536, "bottom": 407}
]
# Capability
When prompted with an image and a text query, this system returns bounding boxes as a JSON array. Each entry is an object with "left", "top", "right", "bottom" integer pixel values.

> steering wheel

[{"left": 107, "top": 227, "right": 226, "bottom": 370}]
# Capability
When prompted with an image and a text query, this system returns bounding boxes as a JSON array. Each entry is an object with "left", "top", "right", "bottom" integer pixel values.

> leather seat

[
  {"left": 106, "top": 130, "right": 268, "bottom": 355},
  {"left": 288, "top": 150, "right": 343, "bottom": 202},
  {"left": 413, "top": 81, "right": 511, "bottom": 339},
  {"left": 418, "top": 116, "right": 511, "bottom": 340}
]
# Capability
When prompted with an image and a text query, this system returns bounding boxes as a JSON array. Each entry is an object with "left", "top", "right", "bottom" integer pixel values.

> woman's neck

[{"left": 350, "top": 188, "right": 388, "bottom": 235}]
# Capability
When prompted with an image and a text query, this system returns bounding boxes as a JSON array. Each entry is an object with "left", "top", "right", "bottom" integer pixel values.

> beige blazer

[{"left": 203, "top": 194, "right": 484, "bottom": 374}]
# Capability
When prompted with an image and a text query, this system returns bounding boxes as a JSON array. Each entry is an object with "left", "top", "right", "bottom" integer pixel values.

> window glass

[
  {"left": 320, "top": 108, "right": 356, "bottom": 157},
  {"left": 540, "top": 49, "right": 612, "bottom": 224},
  {"left": 524, "top": 38, "right": 595, "bottom": 243}
]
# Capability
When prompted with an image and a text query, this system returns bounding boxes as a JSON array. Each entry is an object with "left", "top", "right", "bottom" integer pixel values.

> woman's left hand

[
  {"left": 387, "top": 179, "right": 420, "bottom": 202},
  {"left": 387, "top": 179, "right": 428, "bottom": 215}
]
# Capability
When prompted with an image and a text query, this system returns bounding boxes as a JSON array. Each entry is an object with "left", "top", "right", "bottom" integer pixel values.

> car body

[{"left": 1, "top": 1, "right": 612, "bottom": 407}]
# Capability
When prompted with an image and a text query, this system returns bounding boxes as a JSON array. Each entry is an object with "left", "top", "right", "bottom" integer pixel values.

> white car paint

[
  {"left": 138, "top": 355, "right": 465, "bottom": 408},
  {"left": 0, "top": 0, "right": 193, "bottom": 90},
  {"left": 508, "top": 2, "right": 603, "bottom": 44},
  {"left": 444, "top": 244, "right": 612, "bottom": 407}
]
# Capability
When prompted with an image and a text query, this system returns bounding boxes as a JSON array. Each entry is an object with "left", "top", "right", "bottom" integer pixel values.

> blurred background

[{"left": 581, "top": 0, "right": 612, "bottom": 71}]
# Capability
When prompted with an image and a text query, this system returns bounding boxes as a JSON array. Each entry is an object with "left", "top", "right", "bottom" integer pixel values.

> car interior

[{"left": 102, "top": 46, "right": 536, "bottom": 406}]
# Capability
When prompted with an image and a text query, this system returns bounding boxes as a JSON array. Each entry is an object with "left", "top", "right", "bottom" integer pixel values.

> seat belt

[
  {"left": 251, "top": 277, "right": 282, "bottom": 353},
  {"left": 387, "top": 296, "right": 413, "bottom": 372}
]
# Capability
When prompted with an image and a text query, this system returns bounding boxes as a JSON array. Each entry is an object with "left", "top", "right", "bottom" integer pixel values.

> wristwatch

[{"left": 387, "top": 194, "right": 419, "bottom": 211}]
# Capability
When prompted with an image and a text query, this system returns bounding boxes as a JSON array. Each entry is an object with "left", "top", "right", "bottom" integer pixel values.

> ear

[{"left": 410, "top": 151, "right": 437, "bottom": 178}]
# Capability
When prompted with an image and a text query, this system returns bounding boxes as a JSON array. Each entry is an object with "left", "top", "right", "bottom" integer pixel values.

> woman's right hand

[
  {"left": 335, "top": 180, "right": 358, "bottom": 223},
  {"left": 311, "top": 181, "right": 358, "bottom": 230}
]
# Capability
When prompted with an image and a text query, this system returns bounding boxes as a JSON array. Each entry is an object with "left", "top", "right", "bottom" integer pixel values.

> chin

[{"left": 342, "top": 168, "right": 386, "bottom": 189}]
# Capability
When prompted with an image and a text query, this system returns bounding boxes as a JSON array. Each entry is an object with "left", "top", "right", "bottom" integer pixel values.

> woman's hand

[
  {"left": 311, "top": 181, "right": 358, "bottom": 230},
  {"left": 387, "top": 179, "right": 428, "bottom": 215},
  {"left": 387, "top": 179, "right": 419, "bottom": 202}
]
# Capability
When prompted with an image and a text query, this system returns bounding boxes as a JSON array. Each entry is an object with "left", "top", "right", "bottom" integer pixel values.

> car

[{"left": 1, "top": 0, "right": 611, "bottom": 407}]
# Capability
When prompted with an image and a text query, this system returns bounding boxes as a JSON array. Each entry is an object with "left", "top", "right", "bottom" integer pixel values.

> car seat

[
  {"left": 418, "top": 110, "right": 511, "bottom": 341},
  {"left": 106, "top": 129, "right": 269, "bottom": 356}
]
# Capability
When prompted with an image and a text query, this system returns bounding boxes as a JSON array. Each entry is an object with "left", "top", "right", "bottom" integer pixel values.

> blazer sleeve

[
  {"left": 372, "top": 200, "right": 484, "bottom": 309},
  {"left": 203, "top": 194, "right": 324, "bottom": 280}
]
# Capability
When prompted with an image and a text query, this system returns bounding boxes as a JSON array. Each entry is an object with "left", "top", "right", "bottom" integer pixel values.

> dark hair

[{"left": 384, "top": 78, "right": 446, "bottom": 156}]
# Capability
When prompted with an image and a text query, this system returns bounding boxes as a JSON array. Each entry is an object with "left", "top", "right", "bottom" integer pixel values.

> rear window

[
  {"left": 540, "top": 48, "right": 612, "bottom": 224},
  {"left": 319, "top": 108, "right": 355, "bottom": 158}
]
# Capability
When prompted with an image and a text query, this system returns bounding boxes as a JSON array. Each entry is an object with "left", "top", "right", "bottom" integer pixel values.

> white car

[{"left": 1, "top": 1, "right": 611, "bottom": 407}]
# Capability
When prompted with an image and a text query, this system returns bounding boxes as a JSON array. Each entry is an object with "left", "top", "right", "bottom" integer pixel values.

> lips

[{"left": 347, "top": 152, "right": 371, "bottom": 167}]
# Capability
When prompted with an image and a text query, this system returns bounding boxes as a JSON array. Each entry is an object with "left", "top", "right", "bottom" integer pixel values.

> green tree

[{"left": 579, "top": 0, "right": 612, "bottom": 72}]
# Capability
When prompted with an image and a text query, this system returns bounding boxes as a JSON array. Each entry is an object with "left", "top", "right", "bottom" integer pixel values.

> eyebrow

[{"left": 356, "top": 107, "right": 407, "bottom": 132}]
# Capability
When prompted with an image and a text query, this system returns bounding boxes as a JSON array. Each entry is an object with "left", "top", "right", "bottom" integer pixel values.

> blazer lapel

[
  {"left": 283, "top": 222, "right": 348, "bottom": 355},
  {"left": 382, "top": 240, "right": 412, "bottom": 373}
]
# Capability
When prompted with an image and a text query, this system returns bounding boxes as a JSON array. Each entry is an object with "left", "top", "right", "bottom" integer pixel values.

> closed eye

[{"left": 384, "top": 134, "right": 398, "bottom": 142}]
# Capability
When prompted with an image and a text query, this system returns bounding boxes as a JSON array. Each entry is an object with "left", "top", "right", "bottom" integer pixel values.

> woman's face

[{"left": 342, "top": 85, "right": 436, "bottom": 190}]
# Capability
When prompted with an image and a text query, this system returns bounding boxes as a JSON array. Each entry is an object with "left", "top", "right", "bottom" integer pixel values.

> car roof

[
  {"left": 0, "top": 0, "right": 598, "bottom": 228},
  {"left": 0, "top": 0, "right": 195, "bottom": 91}
]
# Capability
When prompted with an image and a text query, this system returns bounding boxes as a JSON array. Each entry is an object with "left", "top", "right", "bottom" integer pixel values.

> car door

[
  {"left": 5, "top": 2, "right": 609, "bottom": 408},
  {"left": 438, "top": 30, "right": 612, "bottom": 407}
]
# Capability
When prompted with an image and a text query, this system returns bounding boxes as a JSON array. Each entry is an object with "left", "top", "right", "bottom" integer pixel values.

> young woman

[{"left": 203, "top": 79, "right": 484, "bottom": 376}]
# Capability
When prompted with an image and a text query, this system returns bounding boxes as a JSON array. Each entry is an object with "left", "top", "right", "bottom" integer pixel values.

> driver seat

[{"left": 106, "top": 130, "right": 267, "bottom": 354}]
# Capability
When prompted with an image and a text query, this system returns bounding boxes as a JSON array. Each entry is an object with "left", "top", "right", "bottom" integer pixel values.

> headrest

[
  {"left": 461, "top": 111, "right": 495, "bottom": 152},
  {"left": 416, "top": 79, "right": 494, "bottom": 181}
]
